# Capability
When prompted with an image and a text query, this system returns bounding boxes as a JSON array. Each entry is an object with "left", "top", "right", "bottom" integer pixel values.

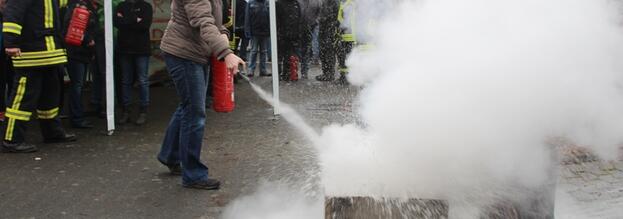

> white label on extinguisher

[{"left": 231, "top": 92, "right": 235, "bottom": 102}]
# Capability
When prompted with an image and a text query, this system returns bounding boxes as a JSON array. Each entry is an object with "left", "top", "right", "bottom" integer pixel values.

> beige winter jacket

[{"left": 160, "top": 0, "right": 232, "bottom": 64}]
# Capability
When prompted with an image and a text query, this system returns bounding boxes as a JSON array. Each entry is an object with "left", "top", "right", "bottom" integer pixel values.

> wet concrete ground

[
  {"left": 0, "top": 66, "right": 358, "bottom": 218},
  {"left": 0, "top": 66, "right": 621, "bottom": 218}
]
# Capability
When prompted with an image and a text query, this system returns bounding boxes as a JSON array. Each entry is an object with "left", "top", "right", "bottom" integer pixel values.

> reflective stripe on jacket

[{"left": 3, "top": 0, "right": 69, "bottom": 68}]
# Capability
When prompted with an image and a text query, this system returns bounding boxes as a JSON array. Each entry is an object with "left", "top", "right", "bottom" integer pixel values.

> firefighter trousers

[
  {"left": 337, "top": 41, "right": 354, "bottom": 76},
  {"left": 3, "top": 67, "right": 66, "bottom": 143},
  {"left": 319, "top": 20, "right": 339, "bottom": 77}
]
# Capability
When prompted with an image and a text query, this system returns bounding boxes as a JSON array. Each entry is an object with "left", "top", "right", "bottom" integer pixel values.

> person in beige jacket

[{"left": 157, "top": 0, "right": 245, "bottom": 190}]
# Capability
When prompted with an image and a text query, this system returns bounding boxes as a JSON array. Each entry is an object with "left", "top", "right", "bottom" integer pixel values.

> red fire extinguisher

[
  {"left": 211, "top": 57, "right": 235, "bottom": 113},
  {"left": 289, "top": 55, "right": 299, "bottom": 81},
  {"left": 65, "top": 4, "right": 91, "bottom": 46}
]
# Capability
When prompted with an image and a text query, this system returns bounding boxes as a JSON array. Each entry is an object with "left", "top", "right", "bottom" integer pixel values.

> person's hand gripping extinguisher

[{"left": 221, "top": 34, "right": 246, "bottom": 75}]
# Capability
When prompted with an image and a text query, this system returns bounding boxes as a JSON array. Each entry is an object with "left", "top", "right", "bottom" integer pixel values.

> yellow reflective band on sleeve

[
  {"left": 12, "top": 56, "right": 68, "bottom": 68},
  {"left": 60, "top": 0, "right": 68, "bottom": 8},
  {"left": 45, "top": 36, "right": 56, "bottom": 51},
  {"left": 12, "top": 49, "right": 67, "bottom": 60},
  {"left": 5, "top": 77, "right": 28, "bottom": 141},
  {"left": 37, "top": 107, "right": 59, "bottom": 119},
  {"left": 45, "top": 0, "right": 54, "bottom": 28},
  {"left": 2, "top": 22, "right": 23, "bottom": 35},
  {"left": 6, "top": 108, "right": 32, "bottom": 121}
]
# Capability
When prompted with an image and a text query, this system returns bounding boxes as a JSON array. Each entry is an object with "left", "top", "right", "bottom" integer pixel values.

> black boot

[
  {"left": 183, "top": 178, "right": 221, "bottom": 190},
  {"left": 1, "top": 141, "right": 38, "bottom": 153},
  {"left": 337, "top": 74, "right": 349, "bottom": 85},
  {"left": 316, "top": 74, "right": 334, "bottom": 81},
  {"left": 135, "top": 106, "right": 147, "bottom": 125},
  {"left": 118, "top": 106, "right": 131, "bottom": 124}
]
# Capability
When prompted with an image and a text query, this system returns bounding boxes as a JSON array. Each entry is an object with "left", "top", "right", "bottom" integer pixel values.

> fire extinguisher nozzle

[{"left": 238, "top": 73, "right": 251, "bottom": 82}]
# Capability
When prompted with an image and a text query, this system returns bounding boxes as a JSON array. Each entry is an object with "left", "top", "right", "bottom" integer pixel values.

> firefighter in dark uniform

[
  {"left": 315, "top": 0, "right": 340, "bottom": 81},
  {"left": 1, "top": 0, "right": 77, "bottom": 153},
  {"left": 336, "top": 0, "right": 354, "bottom": 85}
]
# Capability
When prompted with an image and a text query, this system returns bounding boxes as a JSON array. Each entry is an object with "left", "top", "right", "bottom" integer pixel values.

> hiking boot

[
  {"left": 1, "top": 141, "right": 38, "bottom": 153},
  {"left": 259, "top": 72, "right": 272, "bottom": 77},
  {"left": 135, "top": 113, "right": 147, "bottom": 125},
  {"left": 44, "top": 133, "right": 77, "bottom": 144},
  {"left": 183, "top": 179, "right": 221, "bottom": 190},
  {"left": 315, "top": 74, "right": 334, "bottom": 81}
]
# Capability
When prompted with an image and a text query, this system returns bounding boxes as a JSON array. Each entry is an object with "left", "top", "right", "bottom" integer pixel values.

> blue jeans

[
  {"left": 119, "top": 54, "right": 150, "bottom": 108},
  {"left": 158, "top": 53, "right": 210, "bottom": 185},
  {"left": 67, "top": 59, "right": 89, "bottom": 125},
  {"left": 248, "top": 36, "right": 269, "bottom": 75}
]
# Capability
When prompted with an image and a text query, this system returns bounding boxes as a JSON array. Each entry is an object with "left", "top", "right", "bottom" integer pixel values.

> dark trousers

[
  {"left": 234, "top": 30, "right": 250, "bottom": 61},
  {"left": 337, "top": 41, "right": 354, "bottom": 76},
  {"left": 90, "top": 39, "right": 106, "bottom": 112},
  {"left": 278, "top": 39, "right": 299, "bottom": 80},
  {"left": 0, "top": 56, "right": 15, "bottom": 111},
  {"left": 67, "top": 59, "right": 89, "bottom": 125},
  {"left": 299, "top": 27, "right": 314, "bottom": 76},
  {"left": 319, "top": 19, "right": 339, "bottom": 77},
  {"left": 3, "top": 67, "right": 66, "bottom": 143}
]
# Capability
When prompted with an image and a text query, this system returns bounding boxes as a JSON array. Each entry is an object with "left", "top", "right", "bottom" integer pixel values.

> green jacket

[{"left": 95, "top": 0, "right": 123, "bottom": 37}]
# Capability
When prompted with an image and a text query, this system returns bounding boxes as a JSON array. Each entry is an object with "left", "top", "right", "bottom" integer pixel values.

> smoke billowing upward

[
  {"left": 225, "top": 0, "right": 623, "bottom": 218},
  {"left": 323, "top": 0, "right": 623, "bottom": 214}
]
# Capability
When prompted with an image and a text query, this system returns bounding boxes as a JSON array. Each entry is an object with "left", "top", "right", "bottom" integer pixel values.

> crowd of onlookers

[
  {"left": 0, "top": 0, "right": 355, "bottom": 152},
  {"left": 239, "top": 0, "right": 357, "bottom": 84},
  {"left": 0, "top": 0, "right": 153, "bottom": 153},
  {"left": 0, "top": 0, "right": 153, "bottom": 132}
]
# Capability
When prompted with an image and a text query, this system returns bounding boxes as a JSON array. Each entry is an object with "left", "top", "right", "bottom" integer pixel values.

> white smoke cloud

[
  {"left": 224, "top": 0, "right": 623, "bottom": 218},
  {"left": 221, "top": 182, "right": 323, "bottom": 219},
  {"left": 322, "top": 0, "right": 623, "bottom": 215}
]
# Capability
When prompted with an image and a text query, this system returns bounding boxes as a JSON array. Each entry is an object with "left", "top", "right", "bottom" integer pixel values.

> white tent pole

[
  {"left": 269, "top": 0, "right": 280, "bottom": 115},
  {"left": 104, "top": 0, "right": 116, "bottom": 135}
]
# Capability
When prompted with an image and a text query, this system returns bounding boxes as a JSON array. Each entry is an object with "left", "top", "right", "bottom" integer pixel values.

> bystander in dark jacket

[
  {"left": 276, "top": 0, "right": 304, "bottom": 81},
  {"left": 234, "top": 0, "right": 249, "bottom": 61},
  {"left": 244, "top": 0, "right": 271, "bottom": 76},
  {"left": 62, "top": 0, "right": 99, "bottom": 128},
  {"left": 114, "top": 0, "right": 153, "bottom": 125}
]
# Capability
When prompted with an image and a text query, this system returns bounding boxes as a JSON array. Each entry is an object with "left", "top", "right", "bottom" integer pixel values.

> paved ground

[
  {"left": 0, "top": 66, "right": 358, "bottom": 218},
  {"left": 0, "top": 65, "right": 621, "bottom": 218}
]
